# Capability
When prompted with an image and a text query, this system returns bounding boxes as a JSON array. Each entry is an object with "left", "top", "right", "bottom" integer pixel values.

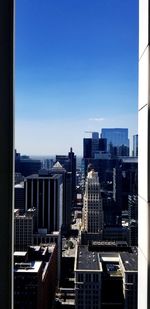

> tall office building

[
  {"left": 50, "top": 162, "right": 72, "bottom": 227},
  {"left": 56, "top": 147, "right": 76, "bottom": 206},
  {"left": 133, "top": 134, "right": 138, "bottom": 157},
  {"left": 82, "top": 170, "right": 103, "bottom": 234},
  {"left": 101, "top": 128, "right": 129, "bottom": 156},
  {"left": 83, "top": 133, "right": 107, "bottom": 159},
  {"left": 15, "top": 150, "right": 41, "bottom": 177},
  {"left": 25, "top": 172, "right": 63, "bottom": 234},
  {"left": 14, "top": 208, "right": 36, "bottom": 251}
]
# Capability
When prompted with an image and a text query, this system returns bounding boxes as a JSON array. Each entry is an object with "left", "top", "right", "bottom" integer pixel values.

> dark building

[
  {"left": 15, "top": 150, "right": 42, "bottom": 177},
  {"left": 25, "top": 172, "right": 63, "bottom": 233},
  {"left": 102, "top": 193, "right": 117, "bottom": 226},
  {"left": 128, "top": 195, "right": 138, "bottom": 246},
  {"left": 14, "top": 244, "right": 57, "bottom": 309},
  {"left": 113, "top": 157, "right": 138, "bottom": 213},
  {"left": 56, "top": 147, "right": 76, "bottom": 206},
  {"left": 14, "top": 208, "right": 36, "bottom": 251},
  {"left": 84, "top": 158, "right": 119, "bottom": 188},
  {"left": 14, "top": 183, "right": 25, "bottom": 212},
  {"left": 83, "top": 133, "right": 107, "bottom": 159}
]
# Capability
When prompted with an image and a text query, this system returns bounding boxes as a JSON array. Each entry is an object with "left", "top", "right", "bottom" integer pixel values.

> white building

[{"left": 82, "top": 170, "right": 103, "bottom": 234}]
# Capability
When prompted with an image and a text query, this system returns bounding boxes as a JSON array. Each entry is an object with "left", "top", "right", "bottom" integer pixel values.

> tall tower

[
  {"left": 101, "top": 128, "right": 129, "bottom": 156},
  {"left": 82, "top": 170, "right": 103, "bottom": 234}
]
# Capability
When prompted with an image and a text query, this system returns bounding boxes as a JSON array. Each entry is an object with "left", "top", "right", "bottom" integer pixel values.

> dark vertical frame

[{"left": 0, "top": 0, "right": 14, "bottom": 308}]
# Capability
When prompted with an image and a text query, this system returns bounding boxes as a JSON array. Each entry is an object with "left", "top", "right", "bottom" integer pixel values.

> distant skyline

[{"left": 15, "top": 0, "right": 138, "bottom": 156}]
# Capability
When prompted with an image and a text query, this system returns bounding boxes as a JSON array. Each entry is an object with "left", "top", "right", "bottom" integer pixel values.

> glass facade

[{"left": 101, "top": 128, "right": 129, "bottom": 149}]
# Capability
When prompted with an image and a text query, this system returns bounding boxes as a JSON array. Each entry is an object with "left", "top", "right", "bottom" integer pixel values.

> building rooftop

[
  {"left": 120, "top": 252, "right": 138, "bottom": 271},
  {"left": 75, "top": 245, "right": 137, "bottom": 276},
  {"left": 53, "top": 161, "right": 63, "bottom": 169},
  {"left": 76, "top": 245, "right": 101, "bottom": 271},
  {"left": 26, "top": 173, "right": 62, "bottom": 180},
  {"left": 14, "top": 261, "right": 42, "bottom": 273},
  {"left": 14, "top": 251, "right": 27, "bottom": 257}
]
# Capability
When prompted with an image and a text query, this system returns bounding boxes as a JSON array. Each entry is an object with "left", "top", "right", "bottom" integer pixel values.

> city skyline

[{"left": 15, "top": 0, "right": 138, "bottom": 155}]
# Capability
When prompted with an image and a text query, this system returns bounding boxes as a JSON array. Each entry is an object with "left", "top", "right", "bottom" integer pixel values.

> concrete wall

[{"left": 138, "top": 1, "right": 150, "bottom": 308}]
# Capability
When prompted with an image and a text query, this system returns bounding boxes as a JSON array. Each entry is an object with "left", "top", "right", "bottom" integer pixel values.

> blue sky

[{"left": 15, "top": 0, "right": 138, "bottom": 155}]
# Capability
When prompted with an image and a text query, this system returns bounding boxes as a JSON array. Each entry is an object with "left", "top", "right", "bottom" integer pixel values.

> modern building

[
  {"left": 82, "top": 170, "right": 103, "bottom": 235},
  {"left": 113, "top": 157, "right": 138, "bottom": 214},
  {"left": 14, "top": 208, "right": 36, "bottom": 251},
  {"left": 24, "top": 172, "right": 63, "bottom": 234},
  {"left": 56, "top": 147, "right": 76, "bottom": 206},
  {"left": 101, "top": 128, "right": 129, "bottom": 156},
  {"left": 50, "top": 162, "right": 72, "bottom": 228},
  {"left": 83, "top": 133, "right": 107, "bottom": 159},
  {"left": 83, "top": 157, "right": 119, "bottom": 186},
  {"left": 74, "top": 243, "right": 137, "bottom": 309},
  {"left": 103, "top": 226, "right": 128, "bottom": 242},
  {"left": 42, "top": 158, "right": 54, "bottom": 170},
  {"left": 15, "top": 150, "right": 42, "bottom": 177},
  {"left": 133, "top": 134, "right": 138, "bottom": 157}
]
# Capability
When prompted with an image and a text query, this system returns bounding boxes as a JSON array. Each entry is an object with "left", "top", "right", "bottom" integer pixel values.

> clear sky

[{"left": 15, "top": 0, "right": 138, "bottom": 156}]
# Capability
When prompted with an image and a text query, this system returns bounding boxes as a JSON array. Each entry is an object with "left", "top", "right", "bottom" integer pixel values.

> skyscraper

[
  {"left": 15, "top": 150, "right": 42, "bottom": 177},
  {"left": 56, "top": 147, "right": 76, "bottom": 206},
  {"left": 25, "top": 172, "right": 63, "bottom": 234},
  {"left": 82, "top": 170, "right": 103, "bottom": 234},
  {"left": 83, "top": 132, "right": 107, "bottom": 159},
  {"left": 50, "top": 161, "right": 72, "bottom": 227},
  {"left": 101, "top": 128, "right": 129, "bottom": 156}
]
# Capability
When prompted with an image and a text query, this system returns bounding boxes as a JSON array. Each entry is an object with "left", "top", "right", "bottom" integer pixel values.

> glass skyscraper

[{"left": 101, "top": 128, "right": 129, "bottom": 155}]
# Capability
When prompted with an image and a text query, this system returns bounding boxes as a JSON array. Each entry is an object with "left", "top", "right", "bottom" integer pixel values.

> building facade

[
  {"left": 83, "top": 133, "right": 107, "bottom": 159},
  {"left": 25, "top": 173, "right": 63, "bottom": 234},
  {"left": 14, "top": 244, "right": 57, "bottom": 309},
  {"left": 82, "top": 170, "right": 103, "bottom": 235},
  {"left": 56, "top": 147, "right": 76, "bottom": 206},
  {"left": 74, "top": 244, "right": 137, "bottom": 309},
  {"left": 101, "top": 128, "right": 129, "bottom": 156},
  {"left": 14, "top": 208, "right": 36, "bottom": 251}
]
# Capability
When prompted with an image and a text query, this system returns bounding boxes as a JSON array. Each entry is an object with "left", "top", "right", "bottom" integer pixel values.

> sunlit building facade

[{"left": 82, "top": 170, "right": 103, "bottom": 234}]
